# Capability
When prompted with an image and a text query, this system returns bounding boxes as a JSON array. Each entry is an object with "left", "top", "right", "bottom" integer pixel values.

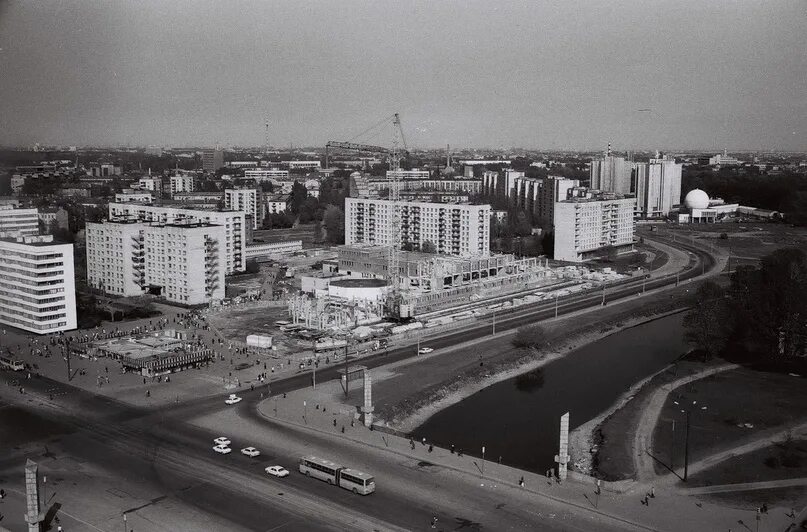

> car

[
  {"left": 265, "top": 465, "right": 289, "bottom": 478},
  {"left": 418, "top": 347, "right": 434, "bottom": 355},
  {"left": 213, "top": 445, "right": 232, "bottom": 454},
  {"left": 213, "top": 437, "right": 231, "bottom": 446},
  {"left": 241, "top": 447, "right": 261, "bottom": 457},
  {"left": 225, "top": 394, "right": 242, "bottom": 405}
]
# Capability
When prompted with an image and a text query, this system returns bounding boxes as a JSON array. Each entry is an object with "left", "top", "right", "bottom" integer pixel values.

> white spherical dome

[{"left": 684, "top": 189, "right": 710, "bottom": 210}]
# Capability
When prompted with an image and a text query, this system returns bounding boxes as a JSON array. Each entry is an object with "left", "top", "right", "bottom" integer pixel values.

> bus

[
  {"left": 298, "top": 456, "right": 376, "bottom": 495},
  {"left": 0, "top": 357, "right": 24, "bottom": 371}
]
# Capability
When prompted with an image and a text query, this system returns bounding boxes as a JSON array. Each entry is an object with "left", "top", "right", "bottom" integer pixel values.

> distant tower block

[
  {"left": 25, "top": 459, "right": 43, "bottom": 532},
  {"left": 554, "top": 412, "right": 570, "bottom": 481},
  {"left": 361, "top": 370, "right": 374, "bottom": 427}
]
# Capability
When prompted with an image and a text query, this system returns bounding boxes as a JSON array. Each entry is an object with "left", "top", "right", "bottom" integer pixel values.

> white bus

[
  {"left": 298, "top": 456, "right": 376, "bottom": 495},
  {"left": 0, "top": 357, "right": 24, "bottom": 371}
]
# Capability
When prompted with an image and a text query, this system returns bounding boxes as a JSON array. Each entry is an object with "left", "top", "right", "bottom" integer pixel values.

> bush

[
  {"left": 512, "top": 325, "right": 547, "bottom": 350},
  {"left": 719, "top": 232, "right": 728, "bottom": 239}
]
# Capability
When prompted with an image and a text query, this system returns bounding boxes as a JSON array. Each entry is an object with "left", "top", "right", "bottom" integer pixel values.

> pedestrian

[
  {"left": 341, "top": 426, "right": 345, "bottom": 433},
  {"left": 422, "top": 437, "right": 426, "bottom": 446},
  {"left": 146, "top": 390, "right": 150, "bottom": 397},
  {"left": 410, "top": 439, "right": 416, "bottom": 450},
  {"left": 450, "top": 444, "right": 455, "bottom": 454},
  {"left": 761, "top": 503, "right": 768, "bottom": 514},
  {"left": 498, "top": 455, "right": 502, "bottom": 464},
  {"left": 428, "top": 444, "right": 433, "bottom": 453},
  {"left": 351, "top": 419, "right": 355, "bottom": 427},
  {"left": 519, "top": 476, "right": 525, "bottom": 488},
  {"left": 430, "top": 516, "right": 438, "bottom": 529},
  {"left": 650, "top": 487, "right": 655, "bottom": 498},
  {"left": 333, "top": 419, "right": 337, "bottom": 427}
]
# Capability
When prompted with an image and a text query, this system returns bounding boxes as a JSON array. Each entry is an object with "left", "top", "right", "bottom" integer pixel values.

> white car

[
  {"left": 241, "top": 447, "right": 261, "bottom": 457},
  {"left": 213, "top": 444, "right": 232, "bottom": 454},
  {"left": 265, "top": 465, "right": 289, "bottom": 478},
  {"left": 418, "top": 347, "right": 434, "bottom": 355},
  {"left": 225, "top": 394, "right": 242, "bottom": 405},
  {"left": 213, "top": 437, "right": 231, "bottom": 446}
]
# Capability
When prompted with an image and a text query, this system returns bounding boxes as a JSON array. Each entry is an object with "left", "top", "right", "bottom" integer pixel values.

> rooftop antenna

[
  {"left": 264, "top": 119, "right": 270, "bottom": 155},
  {"left": 607, "top": 142, "right": 612, "bottom": 157}
]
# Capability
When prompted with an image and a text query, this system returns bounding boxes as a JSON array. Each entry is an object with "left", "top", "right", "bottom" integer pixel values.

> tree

[
  {"left": 541, "top": 231, "right": 554, "bottom": 257},
  {"left": 287, "top": 181, "right": 308, "bottom": 214},
  {"left": 512, "top": 325, "right": 547, "bottom": 350},
  {"left": 421, "top": 241, "right": 437, "bottom": 253},
  {"left": 683, "top": 281, "right": 732, "bottom": 358},
  {"left": 322, "top": 205, "right": 345, "bottom": 244}
]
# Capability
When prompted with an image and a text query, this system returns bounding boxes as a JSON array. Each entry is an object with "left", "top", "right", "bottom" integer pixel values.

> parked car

[
  {"left": 225, "top": 394, "right": 242, "bottom": 405},
  {"left": 213, "top": 437, "right": 231, "bottom": 446},
  {"left": 265, "top": 465, "right": 289, "bottom": 478},
  {"left": 418, "top": 347, "right": 434, "bottom": 354}
]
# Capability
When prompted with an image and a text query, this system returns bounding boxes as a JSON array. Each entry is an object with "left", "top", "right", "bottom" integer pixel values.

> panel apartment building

[
  {"left": 224, "top": 188, "right": 262, "bottom": 230},
  {"left": 0, "top": 234, "right": 77, "bottom": 334},
  {"left": 634, "top": 154, "right": 682, "bottom": 218},
  {"left": 590, "top": 148, "right": 632, "bottom": 195},
  {"left": 512, "top": 175, "right": 580, "bottom": 228},
  {"left": 108, "top": 203, "right": 246, "bottom": 273},
  {"left": 0, "top": 205, "right": 39, "bottom": 237},
  {"left": 86, "top": 219, "right": 226, "bottom": 305},
  {"left": 345, "top": 197, "right": 490, "bottom": 256},
  {"left": 553, "top": 188, "right": 636, "bottom": 262}
]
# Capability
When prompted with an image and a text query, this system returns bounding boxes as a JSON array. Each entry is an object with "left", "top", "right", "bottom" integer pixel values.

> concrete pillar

[
  {"left": 554, "top": 412, "right": 570, "bottom": 481},
  {"left": 24, "top": 459, "right": 43, "bottom": 532},
  {"left": 361, "top": 370, "right": 374, "bottom": 427}
]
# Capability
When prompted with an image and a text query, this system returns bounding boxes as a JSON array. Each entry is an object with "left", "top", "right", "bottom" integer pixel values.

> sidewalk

[{"left": 256, "top": 378, "right": 799, "bottom": 532}]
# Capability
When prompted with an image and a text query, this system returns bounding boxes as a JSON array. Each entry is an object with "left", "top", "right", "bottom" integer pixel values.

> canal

[{"left": 411, "top": 312, "right": 689, "bottom": 473}]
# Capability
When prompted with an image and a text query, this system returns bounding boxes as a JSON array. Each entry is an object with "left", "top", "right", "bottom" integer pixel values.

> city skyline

[{"left": 0, "top": 1, "right": 804, "bottom": 151}]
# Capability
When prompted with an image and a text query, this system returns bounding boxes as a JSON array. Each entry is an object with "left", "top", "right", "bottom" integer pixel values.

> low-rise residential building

[
  {"left": 0, "top": 234, "right": 77, "bottom": 333},
  {"left": 245, "top": 240, "right": 303, "bottom": 261},
  {"left": 244, "top": 168, "right": 290, "bottom": 181},
  {"left": 286, "top": 160, "right": 321, "bottom": 171},
  {"left": 115, "top": 189, "right": 154, "bottom": 204},
  {"left": 553, "top": 188, "right": 636, "bottom": 262},
  {"left": 37, "top": 207, "right": 70, "bottom": 232},
  {"left": 138, "top": 177, "right": 163, "bottom": 196},
  {"left": 264, "top": 195, "right": 287, "bottom": 215}
]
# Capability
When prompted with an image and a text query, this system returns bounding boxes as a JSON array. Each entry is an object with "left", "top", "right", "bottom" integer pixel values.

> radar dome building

[
  {"left": 683, "top": 189, "right": 710, "bottom": 210},
  {"left": 676, "top": 189, "right": 782, "bottom": 223}
]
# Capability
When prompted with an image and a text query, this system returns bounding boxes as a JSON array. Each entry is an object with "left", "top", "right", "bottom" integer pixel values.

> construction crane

[{"left": 325, "top": 113, "right": 408, "bottom": 318}]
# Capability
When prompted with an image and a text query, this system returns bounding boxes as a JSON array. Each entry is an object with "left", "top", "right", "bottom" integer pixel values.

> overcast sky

[{"left": 0, "top": 1, "right": 804, "bottom": 151}]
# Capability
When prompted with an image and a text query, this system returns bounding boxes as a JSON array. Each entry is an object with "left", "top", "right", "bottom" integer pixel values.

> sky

[{"left": 0, "top": 1, "right": 805, "bottom": 151}]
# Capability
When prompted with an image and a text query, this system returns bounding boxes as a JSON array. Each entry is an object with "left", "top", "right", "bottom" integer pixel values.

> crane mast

[{"left": 387, "top": 113, "right": 402, "bottom": 316}]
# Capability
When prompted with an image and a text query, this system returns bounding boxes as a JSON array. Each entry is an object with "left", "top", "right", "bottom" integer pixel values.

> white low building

[
  {"left": 0, "top": 234, "right": 77, "bottom": 333},
  {"left": 245, "top": 240, "right": 303, "bottom": 261},
  {"left": 0, "top": 205, "right": 39, "bottom": 237}
]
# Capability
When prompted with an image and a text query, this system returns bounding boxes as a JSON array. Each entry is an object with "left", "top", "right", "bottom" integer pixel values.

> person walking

[
  {"left": 430, "top": 516, "right": 438, "bottom": 529},
  {"left": 519, "top": 476, "right": 525, "bottom": 488}
]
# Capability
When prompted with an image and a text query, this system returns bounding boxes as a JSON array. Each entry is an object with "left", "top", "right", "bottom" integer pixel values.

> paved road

[{"left": 0, "top": 237, "right": 717, "bottom": 531}]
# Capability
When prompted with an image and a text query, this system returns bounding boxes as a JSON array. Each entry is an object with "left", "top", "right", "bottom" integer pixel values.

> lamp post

[
  {"left": 123, "top": 512, "right": 127, "bottom": 532},
  {"left": 481, "top": 445, "right": 486, "bottom": 477},
  {"left": 673, "top": 399, "right": 707, "bottom": 481},
  {"left": 491, "top": 310, "right": 496, "bottom": 336},
  {"left": 554, "top": 293, "right": 559, "bottom": 319}
]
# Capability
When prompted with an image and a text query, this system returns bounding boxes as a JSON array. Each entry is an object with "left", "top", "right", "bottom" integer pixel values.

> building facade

[
  {"left": 345, "top": 198, "right": 490, "bottom": 256},
  {"left": 244, "top": 168, "right": 289, "bottom": 181},
  {"left": 224, "top": 188, "right": 262, "bottom": 230},
  {"left": 115, "top": 190, "right": 154, "bottom": 204},
  {"left": 170, "top": 175, "right": 195, "bottom": 196},
  {"left": 202, "top": 149, "right": 224, "bottom": 173},
  {"left": 0, "top": 234, "right": 77, "bottom": 333},
  {"left": 634, "top": 155, "right": 683, "bottom": 218},
  {"left": 512, "top": 175, "right": 579, "bottom": 227},
  {"left": 590, "top": 151, "right": 632, "bottom": 194},
  {"left": 87, "top": 219, "right": 226, "bottom": 305},
  {"left": 553, "top": 189, "right": 636, "bottom": 262},
  {"left": 108, "top": 203, "right": 246, "bottom": 273},
  {"left": 245, "top": 240, "right": 303, "bottom": 261},
  {"left": 0, "top": 205, "right": 39, "bottom": 237}
]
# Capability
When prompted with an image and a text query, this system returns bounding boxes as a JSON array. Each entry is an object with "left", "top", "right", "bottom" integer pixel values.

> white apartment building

[
  {"left": 170, "top": 175, "right": 195, "bottom": 196},
  {"left": 0, "top": 234, "right": 77, "bottom": 334},
  {"left": 345, "top": 198, "right": 490, "bottom": 256},
  {"left": 138, "top": 177, "right": 163, "bottom": 196},
  {"left": 553, "top": 189, "right": 636, "bottom": 262},
  {"left": 481, "top": 169, "right": 523, "bottom": 200},
  {"left": 386, "top": 169, "right": 431, "bottom": 180},
  {"left": 115, "top": 190, "right": 153, "bottom": 204},
  {"left": 108, "top": 203, "right": 246, "bottom": 273},
  {"left": 513, "top": 175, "right": 579, "bottom": 227},
  {"left": 634, "top": 155, "right": 683, "bottom": 218},
  {"left": 245, "top": 240, "right": 303, "bottom": 261},
  {"left": 286, "top": 160, "right": 321, "bottom": 171},
  {"left": 86, "top": 219, "right": 226, "bottom": 305},
  {"left": 265, "top": 197, "right": 287, "bottom": 214},
  {"left": 0, "top": 205, "right": 39, "bottom": 237},
  {"left": 224, "top": 188, "right": 262, "bottom": 230},
  {"left": 244, "top": 168, "right": 289, "bottom": 181},
  {"left": 143, "top": 222, "right": 226, "bottom": 305},
  {"left": 86, "top": 219, "right": 146, "bottom": 297},
  {"left": 590, "top": 151, "right": 632, "bottom": 194}
]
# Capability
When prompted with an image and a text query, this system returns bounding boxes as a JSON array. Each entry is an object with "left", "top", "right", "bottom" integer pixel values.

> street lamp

[
  {"left": 673, "top": 399, "right": 708, "bottom": 481},
  {"left": 123, "top": 512, "right": 127, "bottom": 532}
]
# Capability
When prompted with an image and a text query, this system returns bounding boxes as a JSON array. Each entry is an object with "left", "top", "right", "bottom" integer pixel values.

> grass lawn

[
  {"left": 688, "top": 438, "right": 807, "bottom": 488},
  {"left": 593, "top": 358, "right": 718, "bottom": 481},
  {"left": 651, "top": 368, "right": 807, "bottom": 477}
]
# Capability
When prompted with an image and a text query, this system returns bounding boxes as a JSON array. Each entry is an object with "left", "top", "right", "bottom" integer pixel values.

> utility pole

[
  {"left": 481, "top": 445, "right": 486, "bottom": 477},
  {"left": 123, "top": 512, "right": 127, "bottom": 532},
  {"left": 492, "top": 311, "right": 496, "bottom": 335},
  {"left": 343, "top": 338, "right": 349, "bottom": 398},
  {"left": 683, "top": 409, "right": 690, "bottom": 481},
  {"left": 601, "top": 286, "right": 606, "bottom": 306},
  {"left": 554, "top": 293, "right": 559, "bottom": 319}
]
